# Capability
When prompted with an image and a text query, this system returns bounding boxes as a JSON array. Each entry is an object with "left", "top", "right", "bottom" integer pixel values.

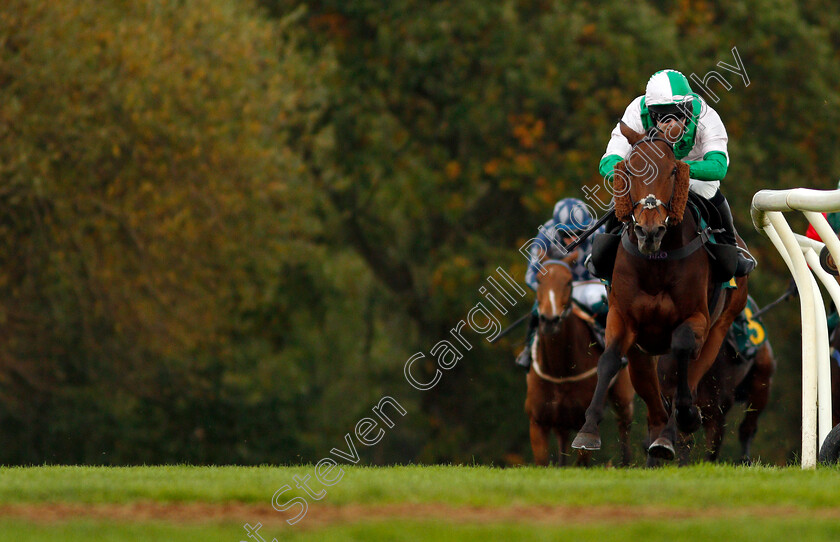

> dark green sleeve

[
  {"left": 683, "top": 151, "right": 728, "bottom": 181},
  {"left": 599, "top": 154, "right": 624, "bottom": 181}
]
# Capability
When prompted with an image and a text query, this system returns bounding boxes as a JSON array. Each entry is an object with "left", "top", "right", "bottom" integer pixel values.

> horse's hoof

[
  {"left": 676, "top": 405, "right": 702, "bottom": 434},
  {"left": 648, "top": 437, "right": 676, "bottom": 460},
  {"left": 571, "top": 432, "right": 601, "bottom": 451}
]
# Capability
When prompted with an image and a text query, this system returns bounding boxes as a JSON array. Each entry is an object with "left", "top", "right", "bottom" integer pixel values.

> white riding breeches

[{"left": 572, "top": 280, "right": 607, "bottom": 309}]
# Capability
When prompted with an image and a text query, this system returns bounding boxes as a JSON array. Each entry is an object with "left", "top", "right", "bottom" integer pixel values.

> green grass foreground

[{"left": 1, "top": 464, "right": 840, "bottom": 541}]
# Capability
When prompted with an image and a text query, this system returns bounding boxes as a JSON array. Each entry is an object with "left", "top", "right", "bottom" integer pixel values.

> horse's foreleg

[
  {"left": 627, "top": 350, "right": 672, "bottom": 460},
  {"left": 739, "top": 347, "right": 774, "bottom": 464},
  {"left": 704, "top": 409, "right": 725, "bottom": 462},
  {"left": 682, "top": 273, "right": 747, "bottom": 393},
  {"left": 572, "top": 314, "right": 635, "bottom": 451},
  {"left": 529, "top": 419, "right": 550, "bottom": 466},
  {"left": 673, "top": 317, "right": 707, "bottom": 434},
  {"left": 556, "top": 431, "right": 568, "bottom": 467},
  {"left": 677, "top": 432, "right": 694, "bottom": 466},
  {"left": 687, "top": 317, "right": 734, "bottom": 393},
  {"left": 608, "top": 367, "right": 635, "bottom": 466},
  {"left": 571, "top": 346, "right": 624, "bottom": 451},
  {"left": 575, "top": 448, "right": 593, "bottom": 467}
]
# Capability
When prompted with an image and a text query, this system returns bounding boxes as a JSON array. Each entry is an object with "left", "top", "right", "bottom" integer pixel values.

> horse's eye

[{"left": 671, "top": 166, "right": 677, "bottom": 177}]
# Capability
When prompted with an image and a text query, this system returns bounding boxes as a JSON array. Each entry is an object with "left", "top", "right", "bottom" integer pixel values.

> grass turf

[
  {"left": 1, "top": 464, "right": 839, "bottom": 541},
  {"left": 2, "top": 518, "right": 840, "bottom": 542}
]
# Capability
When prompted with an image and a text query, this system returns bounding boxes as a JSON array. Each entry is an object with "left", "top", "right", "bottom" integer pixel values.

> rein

[
  {"left": 531, "top": 324, "right": 619, "bottom": 387},
  {"left": 630, "top": 131, "right": 674, "bottom": 153},
  {"left": 531, "top": 336, "right": 598, "bottom": 385},
  {"left": 629, "top": 130, "right": 677, "bottom": 223}
]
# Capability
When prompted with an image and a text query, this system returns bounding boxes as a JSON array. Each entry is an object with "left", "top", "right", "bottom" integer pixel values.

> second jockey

[{"left": 515, "top": 198, "right": 607, "bottom": 369}]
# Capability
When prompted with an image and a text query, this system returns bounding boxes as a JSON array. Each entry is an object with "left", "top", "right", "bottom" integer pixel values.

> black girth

[{"left": 620, "top": 226, "right": 712, "bottom": 262}]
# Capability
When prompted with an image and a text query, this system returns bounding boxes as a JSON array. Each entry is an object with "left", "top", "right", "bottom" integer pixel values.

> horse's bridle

[
  {"left": 532, "top": 259, "right": 601, "bottom": 385},
  {"left": 537, "top": 259, "right": 574, "bottom": 325},
  {"left": 628, "top": 130, "right": 678, "bottom": 227}
]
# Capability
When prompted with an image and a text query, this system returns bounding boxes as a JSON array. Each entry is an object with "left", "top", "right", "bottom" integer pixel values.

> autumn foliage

[{"left": 0, "top": 0, "right": 839, "bottom": 464}]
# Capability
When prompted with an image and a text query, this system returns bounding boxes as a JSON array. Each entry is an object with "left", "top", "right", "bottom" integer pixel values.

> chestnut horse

[
  {"left": 572, "top": 123, "right": 749, "bottom": 461},
  {"left": 525, "top": 253, "right": 634, "bottom": 466}
]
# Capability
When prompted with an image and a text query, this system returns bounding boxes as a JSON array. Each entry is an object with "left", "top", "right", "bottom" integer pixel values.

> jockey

[
  {"left": 597, "top": 69, "right": 755, "bottom": 277},
  {"left": 515, "top": 198, "right": 607, "bottom": 369}
]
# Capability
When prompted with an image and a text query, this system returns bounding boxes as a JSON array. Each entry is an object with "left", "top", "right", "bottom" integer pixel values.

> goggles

[{"left": 648, "top": 102, "right": 692, "bottom": 124}]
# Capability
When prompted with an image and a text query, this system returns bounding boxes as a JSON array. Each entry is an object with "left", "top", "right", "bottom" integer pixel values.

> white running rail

[{"left": 751, "top": 188, "right": 840, "bottom": 468}]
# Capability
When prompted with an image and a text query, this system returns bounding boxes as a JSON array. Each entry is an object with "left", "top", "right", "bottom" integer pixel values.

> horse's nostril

[
  {"left": 656, "top": 225, "right": 666, "bottom": 238},
  {"left": 550, "top": 315, "right": 561, "bottom": 325},
  {"left": 634, "top": 225, "right": 645, "bottom": 239}
]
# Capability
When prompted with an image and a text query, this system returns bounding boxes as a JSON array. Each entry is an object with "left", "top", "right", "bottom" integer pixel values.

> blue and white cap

[{"left": 552, "top": 198, "right": 593, "bottom": 234}]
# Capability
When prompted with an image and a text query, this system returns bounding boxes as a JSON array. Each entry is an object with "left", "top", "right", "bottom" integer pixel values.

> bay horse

[
  {"left": 525, "top": 252, "right": 634, "bottom": 466},
  {"left": 572, "top": 122, "right": 749, "bottom": 461},
  {"left": 660, "top": 328, "right": 776, "bottom": 464}
]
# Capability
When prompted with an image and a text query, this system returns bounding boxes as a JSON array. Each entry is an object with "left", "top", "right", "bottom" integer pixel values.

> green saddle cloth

[{"left": 729, "top": 295, "right": 767, "bottom": 360}]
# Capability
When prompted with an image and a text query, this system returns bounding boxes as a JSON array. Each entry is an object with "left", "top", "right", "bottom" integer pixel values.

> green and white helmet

[{"left": 645, "top": 69, "right": 695, "bottom": 121}]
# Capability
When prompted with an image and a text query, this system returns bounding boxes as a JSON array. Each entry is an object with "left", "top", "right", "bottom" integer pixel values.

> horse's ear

[
  {"left": 668, "top": 161, "right": 691, "bottom": 224},
  {"left": 613, "top": 161, "right": 633, "bottom": 222},
  {"left": 619, "top": 121, "right": 645, "bottom": 146}
]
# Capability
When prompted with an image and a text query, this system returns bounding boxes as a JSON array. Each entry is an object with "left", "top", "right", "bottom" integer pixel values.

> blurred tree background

[{"left": 0, "top": 0, "right": 838, "bottom": 465}]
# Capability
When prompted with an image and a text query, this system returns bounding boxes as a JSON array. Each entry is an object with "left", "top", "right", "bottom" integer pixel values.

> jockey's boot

[
  {"left": 514, "top": 312, "right": 539, "bottom": 370},
  {"left": 585, "top": 209, "right": 623, "bottom": 280},
  {"left": 710, "top": 191, "right": 756, "bottom": 277}
]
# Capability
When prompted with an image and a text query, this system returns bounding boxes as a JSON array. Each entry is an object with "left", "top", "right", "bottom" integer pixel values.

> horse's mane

[
  {"left": 668, "top": 161, "right": 691, "bottom": 224},
  {"left": 613, "top": 161, "right": 633, "bottom": 221}
]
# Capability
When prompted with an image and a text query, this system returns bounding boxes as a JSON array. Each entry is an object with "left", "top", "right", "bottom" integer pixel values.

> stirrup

[
  {"left": 736, "top": 245, "right": 756, "bottom": 259},
  {"left": 734, "top": 247, "right": 757, "bottom": 276}
]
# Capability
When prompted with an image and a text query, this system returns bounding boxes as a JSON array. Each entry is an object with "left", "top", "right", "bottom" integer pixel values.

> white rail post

[
  {"left": 764, "top": 212, "right": 820, "bottom": 468},
  {"left": 751, "top": 188, "right": 840, "bottom": 468}
]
